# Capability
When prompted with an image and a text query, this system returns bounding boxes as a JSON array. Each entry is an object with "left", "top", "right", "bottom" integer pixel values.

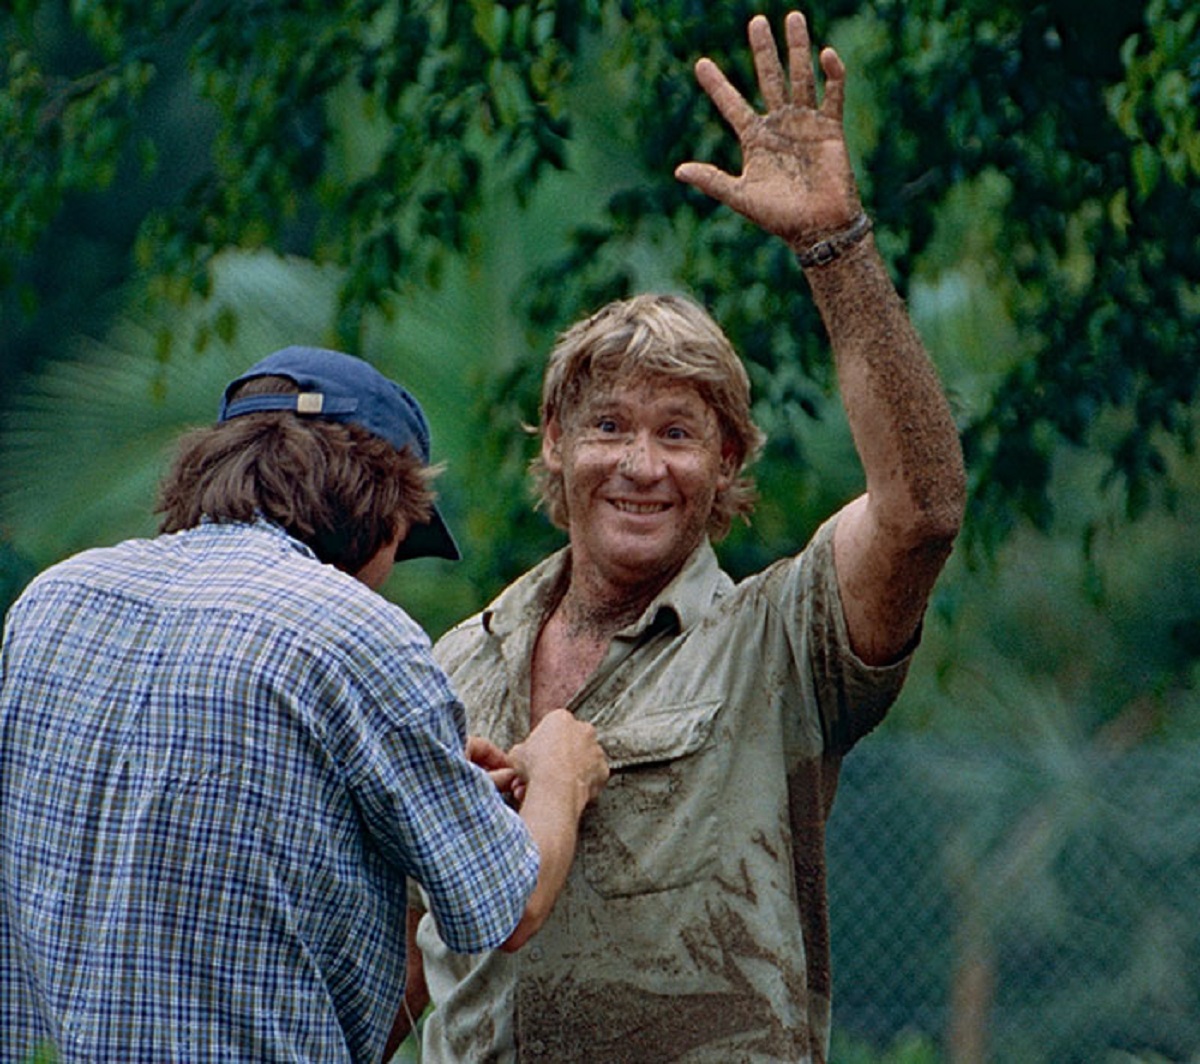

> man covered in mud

[{"left": 408, "top": 10, "right": 966, "bottom": 1062}]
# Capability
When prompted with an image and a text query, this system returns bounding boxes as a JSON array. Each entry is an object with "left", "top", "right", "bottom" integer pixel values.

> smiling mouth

[{"left": 611, "top": 500, "right": 670, "bottom": 515}]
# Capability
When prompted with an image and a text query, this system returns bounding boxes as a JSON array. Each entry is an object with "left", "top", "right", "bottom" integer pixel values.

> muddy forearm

[{"left": 800, "top": 233, "right": 965, "bottom": 534}]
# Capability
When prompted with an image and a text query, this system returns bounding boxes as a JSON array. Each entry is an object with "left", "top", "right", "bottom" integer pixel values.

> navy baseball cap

[{"left": 219, "top": 346, "right": 460, "bottom": 561}]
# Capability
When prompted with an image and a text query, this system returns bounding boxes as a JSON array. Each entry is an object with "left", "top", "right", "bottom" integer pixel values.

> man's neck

[
  {"left": 555, "top": 587, "right": 649, "bottom": 642},
  {"left": 528, "top": 567, "right": 670, "bottom": 727}
]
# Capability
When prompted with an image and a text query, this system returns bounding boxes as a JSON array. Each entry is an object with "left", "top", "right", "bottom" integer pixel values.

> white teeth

[{"left": 613, "top": 501, "right": 667, "bottom": 514}]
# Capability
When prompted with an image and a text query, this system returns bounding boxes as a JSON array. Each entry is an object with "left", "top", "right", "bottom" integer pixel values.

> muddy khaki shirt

[{"left": 418, "top": 517, "right": 912, "bottom": 1063}]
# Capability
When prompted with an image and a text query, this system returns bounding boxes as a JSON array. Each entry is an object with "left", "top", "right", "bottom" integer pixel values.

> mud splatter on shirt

[{"left": 418, "top": 516, "right": 911, "bottom": 1062}]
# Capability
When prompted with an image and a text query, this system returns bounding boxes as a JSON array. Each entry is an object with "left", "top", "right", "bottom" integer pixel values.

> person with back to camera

[
  {"left": 0, "top": 345, "right": 608, "bottom": 1063},
  {"left": 407, "top": 10, "right": 966, "bottom": 1063}
]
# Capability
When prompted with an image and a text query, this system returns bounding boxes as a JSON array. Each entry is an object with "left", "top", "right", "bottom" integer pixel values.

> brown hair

[
  {"left": 157, "top": 376, "right": 437, "bottom": 575},
  {"left": 530, "top": 293, "right": 766, "bottom": 541}
]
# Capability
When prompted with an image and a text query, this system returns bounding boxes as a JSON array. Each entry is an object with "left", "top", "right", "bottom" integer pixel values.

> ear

[
  {"left": 716, "top": 439, "right": 738, "bottom": 491},
  {"left": 541, "top": 418, "right": 564, "bottom": 473},
  {"left": 354, "top": 520, "right": 409, "bottom": 591}
]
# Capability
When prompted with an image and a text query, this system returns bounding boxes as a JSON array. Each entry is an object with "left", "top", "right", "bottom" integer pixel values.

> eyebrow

[{"left": 589, "top": 390, "right": 708, "bottom": 416}]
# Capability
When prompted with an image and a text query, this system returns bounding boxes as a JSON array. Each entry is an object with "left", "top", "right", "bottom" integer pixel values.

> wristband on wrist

[{"left": 794, "top": 212, "right": 873, "bottom": 268}]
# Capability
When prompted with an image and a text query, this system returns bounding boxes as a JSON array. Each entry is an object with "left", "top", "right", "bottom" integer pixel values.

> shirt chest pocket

[{"left": 580, "top": 698, "right": 723, "bottom": 899}]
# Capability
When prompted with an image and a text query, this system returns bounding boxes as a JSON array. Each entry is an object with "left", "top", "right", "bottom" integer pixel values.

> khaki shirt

[{"left": 418, "top": 517, "right": 912, "bottom": 1062}]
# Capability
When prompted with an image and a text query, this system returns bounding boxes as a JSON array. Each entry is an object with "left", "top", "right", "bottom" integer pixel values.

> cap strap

[{"left": 223, "top": 393, "right": 359, "bottom": 420}]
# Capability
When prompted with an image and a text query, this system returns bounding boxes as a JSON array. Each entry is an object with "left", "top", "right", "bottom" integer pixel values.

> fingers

[
  {"left": 749, "top": 14, "right": 788, "bottom": 112},
  {"left": 674, "top": 160, "right": 738, "bottom": 206},
  {"left": 786, "top": 11, "right": 816, "bottom": 109},
  {"left": 818, "top": 46, "right": 846, "bottom": 123},
  {"left": 516, "top": 709, "right": 608, "bottom": 792},
  {"left": 693, "top": 57, "right": 757, "bottom": 136},
  {"left": 741, "top": 13, "right": 823, "bottom": 114},
  {"left": 466, "top": 735, "right": 511, "bottom": 772},
  {"left": 488, "top": 767, "right": 519, "bottom": 793},
  {"left": 591, "top": 758, "right": 611, "bottom": 802},
  {"left": 694, "top": 12, "right": 835, "bottom": 126}
]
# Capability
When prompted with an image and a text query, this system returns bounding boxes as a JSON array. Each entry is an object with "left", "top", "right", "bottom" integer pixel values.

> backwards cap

[{"left": 219, "top": 346, "right": 460, "bottom": 561}]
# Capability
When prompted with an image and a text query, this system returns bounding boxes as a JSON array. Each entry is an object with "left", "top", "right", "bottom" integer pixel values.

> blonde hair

[{"left": 531, "top": 293, "right": 765, "bottom": 541}]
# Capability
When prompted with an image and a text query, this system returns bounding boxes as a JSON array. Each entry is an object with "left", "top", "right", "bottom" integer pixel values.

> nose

[{"left": 617, "top": 432, "right": 664, "bottom": 481}]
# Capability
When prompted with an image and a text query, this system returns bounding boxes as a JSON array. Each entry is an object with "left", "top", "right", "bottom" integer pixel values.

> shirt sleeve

[
  {"left": 315, "top": 617, "right": 540, "bottom": 954},
  {"left": 385, "top": 706, "right": 539, "bottom": 954},
  {"left": 772, "top": 514, "right": 916, "bottom": 756}
]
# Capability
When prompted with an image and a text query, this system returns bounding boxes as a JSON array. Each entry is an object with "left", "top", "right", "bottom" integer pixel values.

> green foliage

[
  {"left": 3, "top": 0, "right": 1197, "bottom": 551},
  {"left": 0, "top": 8, "right": 152, "bottom": 279},
  {"left": 18, "top": 1041, "right": 59, "bottom": 1064},
  {"left": 830, "top": 1029, "right": 943, "bottom": 1064},
  {"left": 0, "top": 535, "right": 36, "bottom": 624},
  {"left": 842, "top": 0, "right": 1200, "bottom": 547},
  {"left": 1108, "top": 0, "right": 1200, "bottom": 195},
  {"left": 3, "top": 0, "right": 1199, "bottom": 649},
  {"left": 0, "top": 0, "right": 588, "bottom": 361}
]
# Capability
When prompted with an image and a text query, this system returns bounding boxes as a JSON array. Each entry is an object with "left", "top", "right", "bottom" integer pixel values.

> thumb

[{"left": 675, "top": 161, "right": 738, "bottom": 205}]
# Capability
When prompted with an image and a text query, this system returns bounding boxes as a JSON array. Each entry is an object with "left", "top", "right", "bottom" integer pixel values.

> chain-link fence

[{"left": 828, "top": 737, "right": 1200, "bottom": 1063}]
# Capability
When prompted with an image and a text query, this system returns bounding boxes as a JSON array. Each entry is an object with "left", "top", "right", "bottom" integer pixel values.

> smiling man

[{"left": 408, "top": 10, "right": 966, "bottom": 1063}]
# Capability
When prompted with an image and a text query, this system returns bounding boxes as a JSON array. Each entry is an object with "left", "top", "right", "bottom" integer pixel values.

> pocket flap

[{"left": 599, "top": 698, "right": 722, "bottom": 770}]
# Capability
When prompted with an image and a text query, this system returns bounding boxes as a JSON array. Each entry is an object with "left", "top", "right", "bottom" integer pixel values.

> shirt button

[
  {"left": 529, "top": 1040, "right": 545, "bottom": 1055},
  {"left": 529, "top": 945, "right": 543, "bottom": 961}
]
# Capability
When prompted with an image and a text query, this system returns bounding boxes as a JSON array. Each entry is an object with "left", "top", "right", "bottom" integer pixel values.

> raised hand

[{"left": 674, "top": 11, "right": 862, "bottom": 250}]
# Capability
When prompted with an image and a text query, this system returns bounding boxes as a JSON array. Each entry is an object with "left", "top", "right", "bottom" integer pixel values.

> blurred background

[{"left": 2, "top": 2, "right": 1198, "bottom": 1061}]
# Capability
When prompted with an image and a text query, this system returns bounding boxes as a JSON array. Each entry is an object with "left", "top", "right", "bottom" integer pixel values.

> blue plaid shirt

[{"left": 0, "top": 519, "right": 538, "bottom": 1063}]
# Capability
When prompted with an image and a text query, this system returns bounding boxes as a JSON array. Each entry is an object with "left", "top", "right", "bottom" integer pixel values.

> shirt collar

[
  {"left": 483, "top": 539, "right": 731, "bottom": 640},
  {"left": 195, "top": 514, "right": 319, "bottom": 562}
]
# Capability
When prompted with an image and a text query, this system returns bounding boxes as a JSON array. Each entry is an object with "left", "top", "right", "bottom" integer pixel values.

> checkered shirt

[{"left": 0, "top": 519, "right": 538, "bottom": 1063}]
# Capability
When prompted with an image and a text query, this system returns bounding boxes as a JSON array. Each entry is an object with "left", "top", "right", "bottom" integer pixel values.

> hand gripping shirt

[
  {"left": 0, "top": 519, "right": 538, "bottom": 1064},
  {"left": 418, "top": 516, "right": 913, "bottom": 1063}
]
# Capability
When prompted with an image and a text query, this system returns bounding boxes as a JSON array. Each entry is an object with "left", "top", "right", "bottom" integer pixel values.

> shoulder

[
  {"left": 8, "top": 538, "right": 161, "bottom": 619},
  {"left": 274, "top": 567, "right": 435, "bottom": 680},
  {"left": 185, "top": 524, "right": 437, "bottom": 673},
  {"left": 715, "top": 516, "right": 836, "bottom": 612},
  {"left": 433, "top": 554, "right": 562, "bottom": 671},
  {"left": 434, "top": 611, "right": 489, "bottom": 670}
]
